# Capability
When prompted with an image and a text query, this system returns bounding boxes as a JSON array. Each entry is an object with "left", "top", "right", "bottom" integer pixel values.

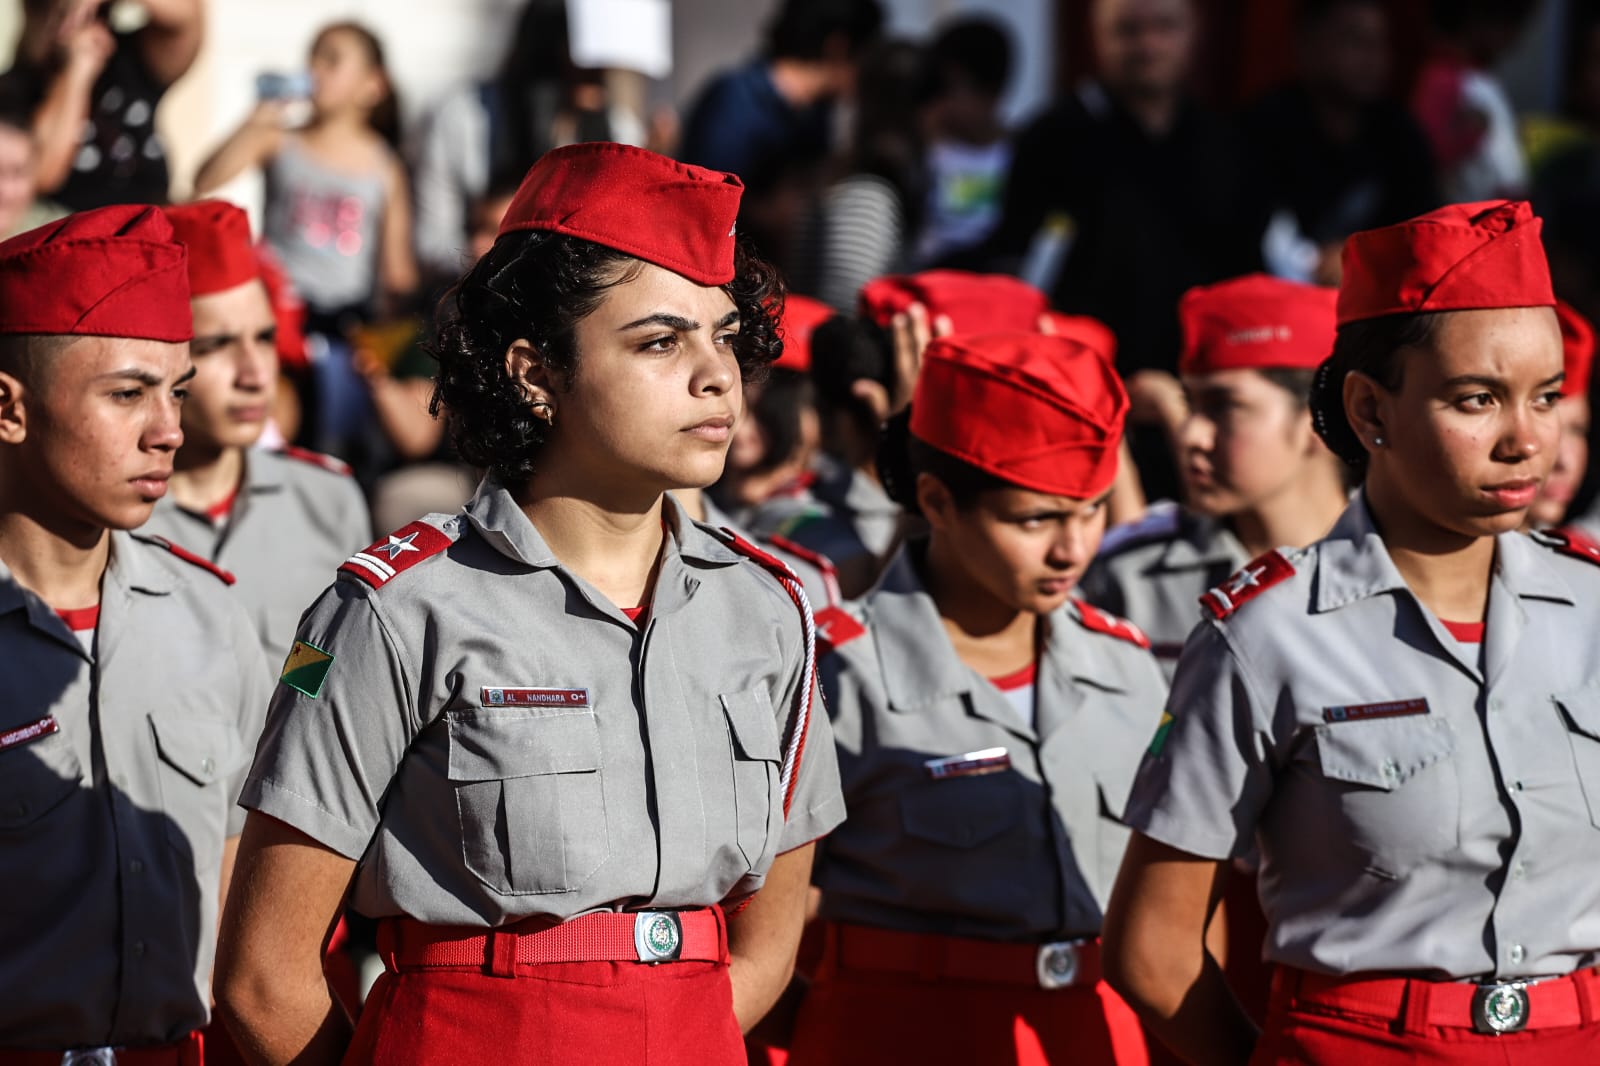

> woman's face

[
  {"left": 309, "top": 29, "right": 382, "bottom": 116},
  {"left": 1178, "top": 368, "right": 1319, "bottom": 516},
  {"left": 537, "top": 261, "right": 743, "bottom": 497},
  {"left": 923, "top": 480, "right": 1109, "bottom": 615},
  {"left": 1528, "top": 393, "right": 1590, "bottom": 528},
  {"left": 1362, "top": 306, "right": 1564, "bottom": 538}
]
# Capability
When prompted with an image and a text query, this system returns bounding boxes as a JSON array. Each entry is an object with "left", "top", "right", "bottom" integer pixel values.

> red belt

[
  {"left": 1283, "top": 965, "right": 1600, "bottom": 1034},
  {"left": 829, "top": 923, "right": 1102, "bottom": 990},
  {"left": 0, "top": 1030, "right": 202, "bottom": 1065},
  {"left": 378, "top": 907, "right": 728, "bottom": 977}
]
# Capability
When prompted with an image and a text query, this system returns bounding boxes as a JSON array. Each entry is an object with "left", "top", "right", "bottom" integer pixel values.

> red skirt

[
  {"left": 786, "top": 925, "right": 1148, "bottom": 1066},
  {"left": 343, "top": 958, "right": 743, "bottom": 1065}
]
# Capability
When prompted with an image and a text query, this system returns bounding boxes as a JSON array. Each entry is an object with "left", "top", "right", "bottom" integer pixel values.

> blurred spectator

[
  {"left": 195, "top": 21, "right": 418, "bottom": 469},
  {"left": 988, "top": 0, "right": 1262, "bottom": 500},
  {"left": 1534, "top": 13, "right": 1600, "bottom": 329},
  {"left": 1410, "top": 0, "right": 1532, "bottom": 202},
  {"left": 5, "top": 0, "right": 202, "bottom": 208},
  {"left": 790, "top": 39, "right": 927, "bottom": 311},
  {"left": 914, "top": 17, "right": 1015, "bottom": 267},
  {"left": 0, "top": 92, "right": 67, "bottom": 238},
  {"left": 411, "top": 0, "right": 646, "bottom": 287},
  {"left": 679, "top": 0, "right": 883, "bottom": 266},
  {"left": 1247, "top": 0, "right": 1438, "bottom": 286}
]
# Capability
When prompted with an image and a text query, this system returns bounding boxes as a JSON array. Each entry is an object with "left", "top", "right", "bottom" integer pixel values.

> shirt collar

[{"left": 1158, "top": 512, "right": 1247, "bottom": 571}]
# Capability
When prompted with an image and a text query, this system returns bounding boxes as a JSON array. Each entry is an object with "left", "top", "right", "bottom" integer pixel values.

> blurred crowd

[{"left": 1, "top": 0, "right": 1597, "bottom": 543}]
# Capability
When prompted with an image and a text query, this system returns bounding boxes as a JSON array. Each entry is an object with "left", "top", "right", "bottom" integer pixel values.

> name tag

[
  {"left": 0, "top": 715, "right": 60, "bottom": 752},
  {"left": 1323, "top": 698, "right": 1429, "bottom": 724},
  {"left": 924, "top": 747, "right": 1011, "bottom": 780},
  {"left": 481, "top": 687, "right": 590, "bottom": 708}
]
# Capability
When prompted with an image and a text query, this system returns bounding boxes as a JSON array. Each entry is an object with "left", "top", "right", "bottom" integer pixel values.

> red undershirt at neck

[
  {"left": 55, "top": 604, "right": 100, "bottom": 632},
  {"left": 989, "top": 661, "right": 1037, "bottom": 691},
  {"left": 622, "top": 605, "right": 647, "bottom": 623},
  {"left": 203, "top": 486, "right": 239, "bottom": 523},
  {"left": 1441, "top": 620, "right": 1484, "bottom": 644}
]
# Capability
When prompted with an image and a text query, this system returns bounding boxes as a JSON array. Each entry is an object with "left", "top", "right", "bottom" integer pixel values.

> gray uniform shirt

[
  {"left": 780, "top": 463, "right": 901, "bottom": 572},
  {"left": 241, "top": 481, "right": 847, "bottom": 927},
  {"left": 816, "top": 545, "right": 1168, "bottom": 942},
  {"left": 0, "top": 533, "right": 271, "bottom": 1049},
  {"left": 1079, "top": 503, "right": 1246, "bottom": 680},
  {"left": 140, "top": 448, "right": 371, "bottom": 672},
  {"left": 1124, "top": 494, "right": 1600, "bottom": 980}
]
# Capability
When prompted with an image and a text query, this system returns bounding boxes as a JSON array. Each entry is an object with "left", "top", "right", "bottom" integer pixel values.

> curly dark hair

[
  {"left": 1309, "top": 311, "right": 1441, "bottom": 474},
  {"left": 430, "top": 230, "right": 785, "bottom": 483}
]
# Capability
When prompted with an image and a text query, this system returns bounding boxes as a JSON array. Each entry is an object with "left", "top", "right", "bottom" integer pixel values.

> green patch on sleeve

[
  {"left": 279, "top": 640, "right": 334, "bottom": 698},
  {"left": 1148, "top": 711, "right": 1175, "bottom": 756}
]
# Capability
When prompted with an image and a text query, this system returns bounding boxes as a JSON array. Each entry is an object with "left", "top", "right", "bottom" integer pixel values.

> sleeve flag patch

[{"left": 280, "top": 640, "right": 334, "bottom": 698}]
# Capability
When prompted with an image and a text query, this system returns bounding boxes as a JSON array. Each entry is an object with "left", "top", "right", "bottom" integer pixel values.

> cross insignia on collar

[
  {"left": 1227, "top": 565, "right": 1266, "bottom": 596},
  {"left": 377, "top": 532, "right": 421, "bottom": 560}
]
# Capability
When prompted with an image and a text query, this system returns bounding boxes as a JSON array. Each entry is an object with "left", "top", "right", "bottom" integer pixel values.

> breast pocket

[
  {"left": 149, "top": 711, "right": 242, "bottom": 874},
  {"left": 1313, "top": 715, "right": 1459, "bottom": 877},
  {"left": 447, "top": 708, "right": 609, "bottom": 895},
  {"left": 900, "top": 772, "right": 1023, "bottom": 849},
  {"left": 1554, "top": 689, "right": 1600, "bottom": 829},
  {"left": 721, "top": 688, "right": 782, "bottom": 871},
  {"left": 0, "top": 723, "right": 84, "bottom": 832}
]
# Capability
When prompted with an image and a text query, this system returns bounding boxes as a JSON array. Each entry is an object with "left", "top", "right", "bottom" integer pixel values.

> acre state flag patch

[
  {"left": 280, "top": 640, "right": 334, "bottom": 698},
  {"left": 1148, "top": 711, "right": 1175, "bottom": 756}
]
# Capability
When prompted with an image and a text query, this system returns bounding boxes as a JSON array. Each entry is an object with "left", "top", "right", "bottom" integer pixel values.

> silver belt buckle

[
  {"left": 1471, "top": 981, "right": 1530, "bottom": 1034},
  {"left": 1035, "top": 940, "right": 1081, "bottom": 990},
  {"left": 633, "top": 911, "right": 683, "bottom": 963},
  {"left": 62, "top": 1051, "right": 118, "bottom": 1066}
]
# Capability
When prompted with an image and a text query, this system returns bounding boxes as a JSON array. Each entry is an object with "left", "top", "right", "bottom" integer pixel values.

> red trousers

[
  {"left": 343, "top": 959, "right": 744, "bottom": 1066},
  {"left": 1250, "top": 968, "right": 1600, "bottom": 1065},
  {"left": 786, "top": 928, "right": 1148, "bottom": 1066}
]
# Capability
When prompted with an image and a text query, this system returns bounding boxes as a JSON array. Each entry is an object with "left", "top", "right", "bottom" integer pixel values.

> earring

[
  {"left": 532, "top": 401, "right": 555, "bottom": 427},
  {"left": 1372, "top": 436, "right": 1385, "bottom": 447}
]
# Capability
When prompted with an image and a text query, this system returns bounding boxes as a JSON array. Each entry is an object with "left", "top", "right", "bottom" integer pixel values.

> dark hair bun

[
  {"left": 876, "top": 408, "right": 921, "bottom": 514},
  {"left": 1309, "top": 357, "right": 1369, "bottom": 467}
]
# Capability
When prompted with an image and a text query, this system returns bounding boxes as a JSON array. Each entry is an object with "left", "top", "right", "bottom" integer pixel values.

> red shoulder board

[
  {"left": 1542, "top": 526, "right": 1600, "bottom": 567},
  {"left": 338, "top": 520, "right": 453, "bottom": 589},
  {"left": 280, "top": 445, "right": 352, "bottom": 477},
  {"left": 815, "top": 605, "right": 866, "bottom": 655},
  {"left": 150, "top": 536, "right": 237, "bottom": 586},
  {"left": 766, "top": 532, "right": 841, "bottom": 608},
  {"left": 1200, "top": 550, "right": 1296, "bottom": 620},
  {"left": 1074, "top": 601, "right": 1150, "bottom": 649}
]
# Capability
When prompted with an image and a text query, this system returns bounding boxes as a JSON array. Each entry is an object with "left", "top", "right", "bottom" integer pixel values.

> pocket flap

[
  {"left": 1315, "top": 715, "right": 1456, "bottom": 790},
  {"left": 721, "top": 688, "right": 780, "bottom": 763},
  {"left": 149, "top": 713, "right": 237, "bottom": 786},
  {"left": 447, "top": 709, "right": 601, "bottom": 781},
  {"left": 900, "top": 773, "right": 1022, "bottom": 848},
  {"left": 0, "top": 725, "right": 83, "bottom": 829},
  {"left": 1555, "top": 689, "right": 1600, "bottom": 741}
]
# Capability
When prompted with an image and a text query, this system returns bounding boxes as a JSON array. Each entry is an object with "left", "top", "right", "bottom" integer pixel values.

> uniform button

[
  {"left": 1381, "top": 760, "right": 1399, "bottom": 779},
  {"left": 1489, "top": 699, "right": 1502, "bottom": 712},
  {"left": 1513, "top": 781, "right": 1525, "bottom": 792},
  {"left": 128, "top": 859, "right": 143, "bottom": 875},
  {"left": 132, "top": 940, "right": 147, "bottom": 958},
  {"left": 1508, "top": 944, "right": 1525, "bottom": 964},
  {"left": 1512, "top": 861, "right": 1527, "bottom": 879},
  {"left": 200, "top": 757, "right": 215, "bottom": 775}
]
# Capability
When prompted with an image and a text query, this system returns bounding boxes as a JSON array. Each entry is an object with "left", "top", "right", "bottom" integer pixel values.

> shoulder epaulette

[
  {"left": 338, "top": 519, "right": 455, "bottom": 589},
  {"left": 141, "top": 535, "right": 236, "bottom": 585},
  {"left": 1074, "top": 600, "right": 1150, "bottom": 649},
  {"left": 1200, "top": 550, "right": 1296, "bottom": 620},
  {"left": 1536, "top": 526, "right": 1600, "bottom": 567},
  {"left": 278, "top": 445, "right": 353, "bottom": 477},
  {"left": 716, "top": 527, "right": 817, "bottom": 820},
  {"left": 1096, "top": 502, "right": 1182, "bottom": 558},
  {"left": 766, "top": 532, "right": 841, "bottom": 608},
  {"left": 815, "top": 605, "right": 866, "bottom": 655}
]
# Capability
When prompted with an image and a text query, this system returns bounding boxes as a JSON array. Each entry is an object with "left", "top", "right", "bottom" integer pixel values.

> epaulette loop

[{"left": 1200, "top": 550, "right": 1296, "bottom": 620}]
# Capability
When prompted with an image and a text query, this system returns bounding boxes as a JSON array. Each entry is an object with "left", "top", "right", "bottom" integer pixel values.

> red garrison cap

[
  {"left": 1041, "top": 311, "right": 1117, "bottom": 363},
  {"left": 256, "top": 244, "right": 308, "bottom": 371},
  {"left": 498, "top": 142, "right": 744, "bottom": 286},
  {"left": 1337, "top": 200, "right": 1554, "bottom": 326},
  {"left": 775, "top": 293, "right": 834, "bottom": 372},
  {"left": 164, "top": 200, "right": 260, "bottom": 298},
  {"left": 1179, "top": 274, "right": 1337, "bottom": 374},
  {"left": 910, "top": 332, "right": 1129, "bottom": 499},
  {"left": 0, "top": 204, "right": 191, "bottom": 341},
  {"left": 859, "top": 270, "right": 1050, "bottom": 335},
  {"left": 1557, "top": 300, "right": 1594, "bottom": 400}
]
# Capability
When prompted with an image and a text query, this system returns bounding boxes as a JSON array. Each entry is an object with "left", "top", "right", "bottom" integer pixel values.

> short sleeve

[
  {"left": 226, "top": 606, "right": 275, "bottom": 837},
  {"left": 1120, "top": 622, "right": 1274, "bottom": 860},
  {"left": 239, "top": 578, "right": 415, "bottom": 859},
  {"left": 773, "top": 622, "right": 846, "bottom": 854}
]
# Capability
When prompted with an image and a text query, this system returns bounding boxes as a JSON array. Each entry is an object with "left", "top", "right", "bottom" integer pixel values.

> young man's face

[
  {"left": 182, "top": 279, "right": 277, "bottom": 453},
  {"left": 1, "top": 334, "right": 193, "bottom": 531}
]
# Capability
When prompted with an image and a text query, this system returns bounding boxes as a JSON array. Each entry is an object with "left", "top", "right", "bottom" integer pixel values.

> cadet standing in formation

[
  {"left": 0, "top": 206, "right": 271, "bottom": 1063},
  {"left": 789, "top": 331, "right": 1166, "bottom": 1065},
  {"left": 139, "top": 200, "right": 371, "bottom": 670},
  {"left": 213, "top": 144, "right": 845, "bottom": 1066},
  {"left": 1105, "top": 200, "right": 1600, "bottom": 1063},
  {"left": 1081, "top": 274, "right": 1348, "bottom": 677}
]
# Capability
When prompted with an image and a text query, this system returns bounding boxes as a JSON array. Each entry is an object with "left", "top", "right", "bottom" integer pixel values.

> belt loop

[
  {"left": 1398, "top": 978, "right": 1432, "bottom": 1036},
  {"left": 1578, "top": 966, "right": 1600, "bottom": 1027},
  {"left": 487, "top": 929, "right": 519, "bottom": 979},
  {"left": 375, "top": 918, "right": 400, "bottom": 974},
  {"left": 712, "top": 904, "right": 730, "bottom": 962},
  {"left": 186, "top": 1026, "right": 205, "bottom": 1066}
]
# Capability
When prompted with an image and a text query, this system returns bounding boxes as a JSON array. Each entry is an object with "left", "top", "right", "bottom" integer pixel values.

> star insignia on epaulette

[{"left": 377, "top": 532, "right": 421, "bottom": 560}]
